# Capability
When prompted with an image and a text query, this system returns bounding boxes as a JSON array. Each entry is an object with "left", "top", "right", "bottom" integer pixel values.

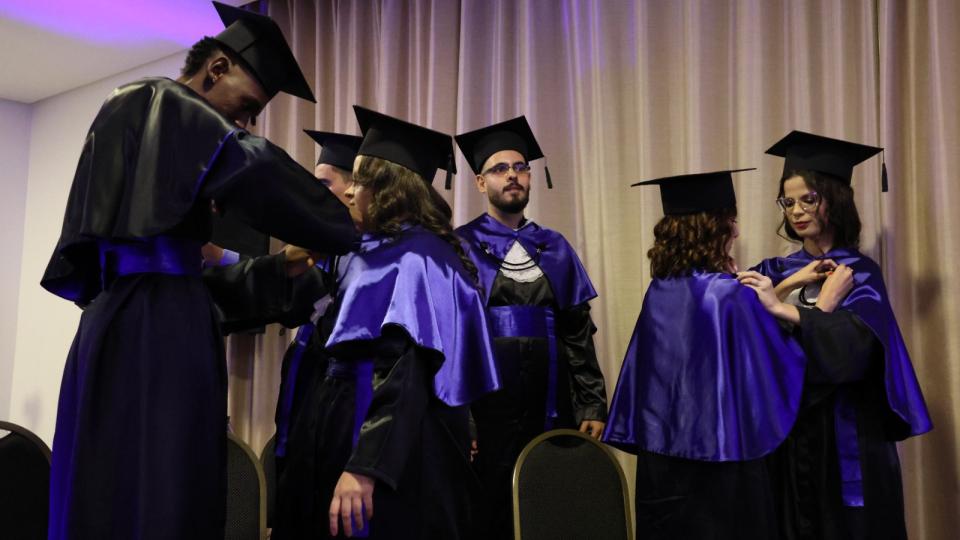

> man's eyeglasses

[
  {"left": 776, "top": 192, "right": 821, "bottom": 213},
  {"left": 482, "top": 162, "right": 531, "bottom": 176}
]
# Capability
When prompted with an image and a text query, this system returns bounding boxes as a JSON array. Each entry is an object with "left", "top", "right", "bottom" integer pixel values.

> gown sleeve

[
  {"left": 341, "top": 330, "right": 440, "bottom": 490},
  {"left": 796, "top": 307, "right": 881, "bottom": 384},
  {"left": 197, "top": 133, "right": 357, "bottom": 254},
  {"left": 40, "top": 79, "right": 356, "bottom": 305},
  {"left": 203, "top": 252, "right": 328, "bottom": 333},
  {"left": 557, "top": 302, "right": 608, "bottom": 423}
]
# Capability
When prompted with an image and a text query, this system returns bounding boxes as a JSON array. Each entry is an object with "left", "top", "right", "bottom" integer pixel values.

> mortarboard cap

[
  {"left": 454, "top": 116, "right": 554, "bottom": 189},
  {"left": 765, "top": 130, "right": 882, "bottom": 185},
  {"left": 455, "top": 116, "right": 545, "bottom": 174},
  {"left": 353, "top": 105, "right": 456, "bottom": 185},
  {"left": 303, "top": 130, "right": 363, "bottom": 171},
  {"left": 632, "top": 168, "right": 755, "bottom": 215},
  {"left": 212, "top": 1, "right": 315, "bottom": 102}
]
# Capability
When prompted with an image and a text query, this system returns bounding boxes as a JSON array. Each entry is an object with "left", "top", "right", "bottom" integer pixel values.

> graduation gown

[
  {"left": 753, "top": 248, "right": 932, "bottom": 540},
  {"left": 603, "top": 272, "right": 807, "bottom": 540},
  {"left": 204, "top": 252, "right": 340, "bottom": 493},
  {"left": 456, "top": 214, "right": 607, "bottom": 539},
  {"left": 272, "top": 225, "right": 500, "bottom": 539},
  {"left": 42, "top": 77, "right": 356, "bottom": 540}
]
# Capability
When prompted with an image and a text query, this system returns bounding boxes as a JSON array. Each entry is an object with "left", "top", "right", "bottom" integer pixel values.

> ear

[
  {"left": 475, "top": 174, "right": 486, "bottom": 193},
  {"left": 206, "top": 54, "right": 231, "bottom": 83}
]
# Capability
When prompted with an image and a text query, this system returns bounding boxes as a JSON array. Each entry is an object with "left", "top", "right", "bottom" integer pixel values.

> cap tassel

[
  {"left": 544, "top": 163, "right": 554, "bottom": 189},
  {"left": 445, "top": 153, "right": 453, "bottom": 190},
  {"left": 881, "top": 152, "right": 889, "bottom": 193}
]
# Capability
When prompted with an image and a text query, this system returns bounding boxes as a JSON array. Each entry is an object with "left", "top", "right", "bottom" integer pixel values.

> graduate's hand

[
  {"left": 469, "top": 439, "right": 479, "bottom": 462},
  {"left": 283, "top": 244, "right": 320, "bottom": 278},
  {"left": 579, "top": 420, "right": 605, "bottom": 439},
  {"left": 795, "top": 258, "right": 838, "bottom": 285},
  {"left": 738, "top": 271, "right": 800, "bottom": 324},
  {"left": 775, "top": 259, "right": 837, "bottom": 300},
  {"left": 815, "top": 264, "right": 854, "bottom": 312},
  {"left": 201, "top": 243, "right": 225, "bottom": 266},
  {"left": 329, "top": 471, "right": 375, "bottom": 537},
  {"left": 737, "top": 271, "right": 778, "bottom": 310}
]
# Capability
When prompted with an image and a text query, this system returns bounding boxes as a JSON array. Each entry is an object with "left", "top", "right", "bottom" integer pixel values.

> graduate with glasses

[
  {"left": 738, "top": 131, "right": 932, "bottom": 540},
  {"left": 455, "top": 117, "right": 608, "bottom": 539}
]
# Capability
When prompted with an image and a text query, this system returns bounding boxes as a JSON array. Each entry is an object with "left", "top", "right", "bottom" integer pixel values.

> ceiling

[{"left": 0, "top": 0, "right": 248, "bottom": 103}]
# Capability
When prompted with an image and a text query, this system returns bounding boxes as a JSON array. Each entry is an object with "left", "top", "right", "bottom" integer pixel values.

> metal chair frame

[
  {"left": 226, "top": 432, "right": 268, "bottom": 540},
  {"left": 512, "top": 428, "right": 633, "bottom": 540},
  {"left": 0, "top": 420, "right": 52, "bottom": 464},
  {"left": 259, "top": 433, "right": 277, "bottom": 529}
]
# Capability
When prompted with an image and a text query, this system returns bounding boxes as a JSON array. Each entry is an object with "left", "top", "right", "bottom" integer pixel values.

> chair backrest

[
  {"left": 513, "top": 429, "right": 632, "bottom": 540},
  {"left": 259, "top": 434, "right": 276, "bottom": 529},
  {"left": 0, "top": 420, "right": 52, "bottom": 540},
  {"left": 225, "top": 432, "right": 266, "bottom": 540}
]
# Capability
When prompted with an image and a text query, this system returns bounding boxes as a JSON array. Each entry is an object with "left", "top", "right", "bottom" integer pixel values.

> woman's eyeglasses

[{"left": 776, "top": 192, "right": 821, "bottom": 213}]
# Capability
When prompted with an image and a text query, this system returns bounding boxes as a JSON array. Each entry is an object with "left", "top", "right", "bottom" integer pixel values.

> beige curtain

[
  {"left": 224, "top": 1, "right": 960, "bottom": 537},
  {"left": 881, "top": 1, "right": 960, "bottom": 537}
]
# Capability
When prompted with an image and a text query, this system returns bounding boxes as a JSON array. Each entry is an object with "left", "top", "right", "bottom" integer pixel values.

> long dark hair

[
  {"left": 777, "top": 170, "right": 861, "bottom": 249},
  {"left": 648, "top": 207, "right": 737, "bottom": 278},
  {"left": 353, "top": 155, "right": 478, "bottom": 283}
]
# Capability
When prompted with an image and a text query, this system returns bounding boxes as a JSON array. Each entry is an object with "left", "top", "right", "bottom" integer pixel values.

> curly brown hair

[
  {"left": 777, "top": 170, "right": 861, "bottom": 249},
  {"left": 648, "top": 207, "right": 738, "bottom": 278},
  {"left": 353, "top": 155, "right": 478, "bottom": 283}
]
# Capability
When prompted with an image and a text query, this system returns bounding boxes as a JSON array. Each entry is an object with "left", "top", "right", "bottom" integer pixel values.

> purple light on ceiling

[{"left": 0, "top": 0, "right": 232, "bottom": 45}]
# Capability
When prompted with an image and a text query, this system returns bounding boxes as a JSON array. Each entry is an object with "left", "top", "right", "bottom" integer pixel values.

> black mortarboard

[
  {"left": 454, "top": 116, "right": 553, "bottom": 189},
  {"left": 303, "top": 130, "right": 363, "bottom": 171},
  {"left": 454, "top": 116, "right": 545, "bottom": 173},
  {"left": 353, "top": 105, "right": 456, "bottom": 186},
  {"left": 632, "top": 168, "right": 755, "bottom": 215},
  {"left": 765, "top": 130, "right": 883, "bottom": 187},
  {"left": 212, "top": 1, "right": 315, "bottom": 102}
]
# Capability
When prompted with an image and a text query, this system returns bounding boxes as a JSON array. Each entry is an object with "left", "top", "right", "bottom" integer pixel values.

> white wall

[
  {"left": 8, "top": 52, "right": 185, "bottom": 443},
  {"left": 0, "top": 99, "right": 32, "bottom": 422}
]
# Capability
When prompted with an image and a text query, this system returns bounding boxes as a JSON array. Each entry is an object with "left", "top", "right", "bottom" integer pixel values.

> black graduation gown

[
  {"left": 632, "top": 449, "right": 777, "bottom": 540},
  {"left": 470, "top": 272, "right": 607, "bottom": 539},
  {"left": 43, "top": 78, "right": 355, "bottom": 540},
  {"left": 767, "top": 307, "right": 908, "bottom": 540},
  {"left": 206, "top": 253, "right": 371, "bottom": 540},
  {"left": 203, "top": 253, "right": 336, "bottom": 468},
  {"left": 271, "top": 328, "right": 478, "bottom": 540}
]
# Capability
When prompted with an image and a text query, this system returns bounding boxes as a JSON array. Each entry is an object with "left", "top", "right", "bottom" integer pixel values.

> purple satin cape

[
  {"left": 456, "top": 214, "right": 597, "bottom": 308},
  {"left": 602, "top": 272, "right": 806, "bottom": 461},
  {"left": 751, "top": 248, "right": 933, "bottom": 438},
  {"left": 324, "top": 225, "right": 501, "bottom": 406}
]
